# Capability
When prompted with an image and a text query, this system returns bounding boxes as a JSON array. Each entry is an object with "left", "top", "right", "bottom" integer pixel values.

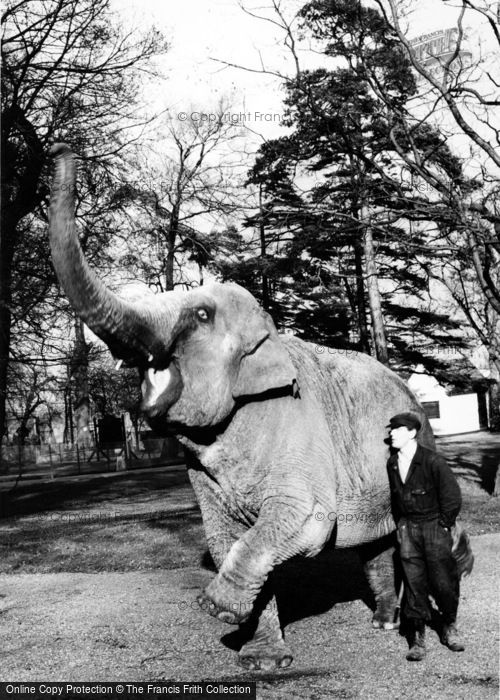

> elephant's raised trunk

[{"left": 48, "top": 144, "right": 177, "bottom": 366}]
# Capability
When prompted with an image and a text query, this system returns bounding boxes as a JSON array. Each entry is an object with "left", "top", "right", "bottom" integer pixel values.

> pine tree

[{"left": 235, "top": 0, "right": 470, "bottom": 379}]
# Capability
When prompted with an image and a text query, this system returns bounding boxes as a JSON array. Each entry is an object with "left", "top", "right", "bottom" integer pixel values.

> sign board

[{"left": 410, "top": 27, "right": 472, "bottom": 71}]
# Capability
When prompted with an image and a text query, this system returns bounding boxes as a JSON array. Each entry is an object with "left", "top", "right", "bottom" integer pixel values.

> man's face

[{"left": 390, "top": 425, "right": 416, "bottom": 450}]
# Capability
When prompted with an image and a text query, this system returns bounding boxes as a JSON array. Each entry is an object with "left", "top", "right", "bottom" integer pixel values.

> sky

[
  {"left": 114, "top": 0, "right": 306, "bottom": 141},
  {"left": 111, "top": 0, "right": 492, "bottom": 141},
  {"left": 108, "top": 0, "right": 497, "bottom": 234}
]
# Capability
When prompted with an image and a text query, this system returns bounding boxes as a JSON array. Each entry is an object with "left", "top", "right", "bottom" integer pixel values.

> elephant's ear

[{"left": 233, "top": 313, "right": 297, "bottom": 398}]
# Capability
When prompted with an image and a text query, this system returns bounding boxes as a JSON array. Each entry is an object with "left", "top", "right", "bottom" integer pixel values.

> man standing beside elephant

[{"left": 387, "top": 412, "right": 465, "bottom": 662}]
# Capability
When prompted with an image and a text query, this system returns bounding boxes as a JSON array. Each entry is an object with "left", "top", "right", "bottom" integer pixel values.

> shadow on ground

[
  {"left": 0, "top": 467, "right": 188, "bottom": 518},
  {"left": 198, "top": 539, "right": 403, "bottom": 656}
]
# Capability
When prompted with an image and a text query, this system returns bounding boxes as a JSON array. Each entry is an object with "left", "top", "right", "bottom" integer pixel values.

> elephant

[{"left": 48, "top": 143, "right": 436, "bottom": 670}]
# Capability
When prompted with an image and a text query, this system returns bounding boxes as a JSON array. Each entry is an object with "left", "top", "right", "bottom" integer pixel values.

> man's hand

[{"left": 438, "top": 518, "right": 452, "bottom": 531}]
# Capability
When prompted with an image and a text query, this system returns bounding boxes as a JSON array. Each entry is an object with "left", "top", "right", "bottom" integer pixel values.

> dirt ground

[
  {"left": 0, "top": 432, "right": 499, "bottom": 699},
  {"left": 0, "top": 534, "right": 498, "bottom": 699}
]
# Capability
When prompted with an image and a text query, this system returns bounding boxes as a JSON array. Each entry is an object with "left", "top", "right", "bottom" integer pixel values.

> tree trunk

[
  {"left": 0, "top": 224, "right": 15, "bottom": 448},
  {"left": 63, "top": 381, "right": 74, "bottom": 445},
  {"left": 259, "top": 186, "right": 270, "bottom": 311},
  {"left": 0, "top": 296, "right": 12, "bottom": 447},
  {"left": 354, "top": 240, "right": 371, "bottom": 354},
  {"left": 361, "top": 206, "right": 389, "bottom": 365},
  {"left": 165, "top": 245, "right": 175, "bottom": 291},
  {"left": 259, "top": 224, "right": 270, "bottom": 312},
  {"left": 17, "top": 387, "right": 37, "bottom": 445},
  {"left": 72, "top": 317, "right": 92, "bottom": 446},
  {"left": 165, "top": 208, "right": 179, "bottom": 292}
]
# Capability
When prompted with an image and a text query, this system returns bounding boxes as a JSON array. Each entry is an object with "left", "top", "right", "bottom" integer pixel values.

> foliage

[{"left": 1, "top": 0, "right": 168, "bottom": 444}]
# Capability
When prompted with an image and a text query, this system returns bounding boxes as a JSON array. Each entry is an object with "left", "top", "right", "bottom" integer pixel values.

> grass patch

[
  {"left": 0, "top": 467, "right": 209, "bottom": 574},
  {"left": 458, "top": 491, "right": 500, "bottom": 535},
  {"left": 0, "top": 510, "right": 207, "bottom": 574}
]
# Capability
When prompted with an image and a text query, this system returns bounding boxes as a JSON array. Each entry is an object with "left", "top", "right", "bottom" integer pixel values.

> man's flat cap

[{"left": 387, "top": 412, "right": 421, "bottom": 431}]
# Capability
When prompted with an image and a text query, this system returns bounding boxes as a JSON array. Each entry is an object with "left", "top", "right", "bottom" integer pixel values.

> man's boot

[
  {"left": 441, "top": 622, "right": 465, "bottom": 652},
  {"left": 406, "top": 621, "right": 426, "bottom": 661}
]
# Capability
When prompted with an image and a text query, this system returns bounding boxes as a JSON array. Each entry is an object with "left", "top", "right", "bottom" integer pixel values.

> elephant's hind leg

[{"left": 359, "top": 535, "right": 399, "bottom": 630}]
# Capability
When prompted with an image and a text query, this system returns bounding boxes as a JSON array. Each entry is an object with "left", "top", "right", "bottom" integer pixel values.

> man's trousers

[{"left": 398, "top": 518, "right": 460, "bottom": 624}]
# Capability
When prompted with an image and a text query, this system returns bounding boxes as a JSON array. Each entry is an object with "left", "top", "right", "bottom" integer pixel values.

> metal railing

[{"left": 0, "top": 437, "right": 184, "bottom": 481}]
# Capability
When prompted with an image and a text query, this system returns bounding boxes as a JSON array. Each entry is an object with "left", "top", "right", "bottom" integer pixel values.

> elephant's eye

[{"left": 196, "top": 307, "right": 210, "bottom": 322}]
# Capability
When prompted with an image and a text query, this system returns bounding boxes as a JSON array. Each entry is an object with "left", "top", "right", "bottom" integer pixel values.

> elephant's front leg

[
  {"left": 237, "top": 586, "right": 293, "bottom": 671},
  {"left": 188, "top": 468, "right": 293, "bottom": 668},
  {"left": 199, "top": 497, "right": 332, "bottom": 625}
]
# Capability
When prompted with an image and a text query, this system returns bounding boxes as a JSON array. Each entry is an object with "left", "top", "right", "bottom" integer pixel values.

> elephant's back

[{"left": 281, "top": 336, "right": 434, "bottom": 495}]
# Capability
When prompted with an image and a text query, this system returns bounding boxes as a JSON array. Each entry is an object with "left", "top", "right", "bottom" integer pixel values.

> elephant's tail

[{"left": 452, "top": 522, "right": 474, "bottom": 578}]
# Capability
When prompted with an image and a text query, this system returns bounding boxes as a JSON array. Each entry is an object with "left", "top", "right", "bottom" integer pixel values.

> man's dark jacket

[{"left": 387, "top": 443, "right": 461, "bottom": 529}]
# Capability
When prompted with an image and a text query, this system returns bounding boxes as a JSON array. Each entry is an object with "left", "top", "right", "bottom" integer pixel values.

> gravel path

[{"left": 0, "top": 534, "right": 498, "bottom": 699}]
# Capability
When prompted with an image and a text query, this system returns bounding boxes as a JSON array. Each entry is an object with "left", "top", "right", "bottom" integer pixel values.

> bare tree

[
  {"left": 369, "top": 0, "right": 500, "bottom": 422},
  {"left": 115, "top": 107, "right": 248, "bottom": 291},
  {"left": 371, "top": 0, "right": 500, "bottom": 311},
  {"left": 380, "top": 0, "right": 499, "bottom": 167},
  {"left": 6, "top": 363, "right": 59, "bottom": 444},
  {"left": 1, "top": 0, "right": 167, "bottom": 444}
]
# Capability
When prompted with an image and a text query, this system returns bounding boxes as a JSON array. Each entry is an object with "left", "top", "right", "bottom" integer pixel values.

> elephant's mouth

[{"left": 140, "top": 361, "right": 183, "bottom": 418}]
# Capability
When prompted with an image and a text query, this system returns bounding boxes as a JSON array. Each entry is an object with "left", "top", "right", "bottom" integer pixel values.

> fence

[{"left": 0, "top": 437, "right": 184, "bottom": 482}]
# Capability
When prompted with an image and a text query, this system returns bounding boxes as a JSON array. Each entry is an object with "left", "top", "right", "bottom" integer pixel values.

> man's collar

[
  {"left": 411, "top": 443, "right": 424, "bottom": 465},
  {"left": 389, "top": 442, "right": 424, "bottom": 469},
  {"left": 399, "top": 439, "right": 418, "bottom": 462}
]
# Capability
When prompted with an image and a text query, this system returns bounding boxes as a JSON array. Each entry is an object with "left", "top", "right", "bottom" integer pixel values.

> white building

[{"left": 408, "top": 368, "right": 489, "bottom": 435}]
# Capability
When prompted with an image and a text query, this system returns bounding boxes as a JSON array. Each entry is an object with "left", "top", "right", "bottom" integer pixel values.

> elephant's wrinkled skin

[{"left": 48, "top": 145, "right": 434, "bottom": 670}]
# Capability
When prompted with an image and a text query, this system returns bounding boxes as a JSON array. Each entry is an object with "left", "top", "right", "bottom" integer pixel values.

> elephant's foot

[
  {"left": 238, "top": 637, "right": 293, "bottom": 671},
  {"left": 372, "top": 617, "right": 399, "bottom": 630},
  {"left": 371, "top": 593, "right": 399, "bottom": 630},
  {"left": 197, "top": 575, "right": 254, "bottom": 625}
]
